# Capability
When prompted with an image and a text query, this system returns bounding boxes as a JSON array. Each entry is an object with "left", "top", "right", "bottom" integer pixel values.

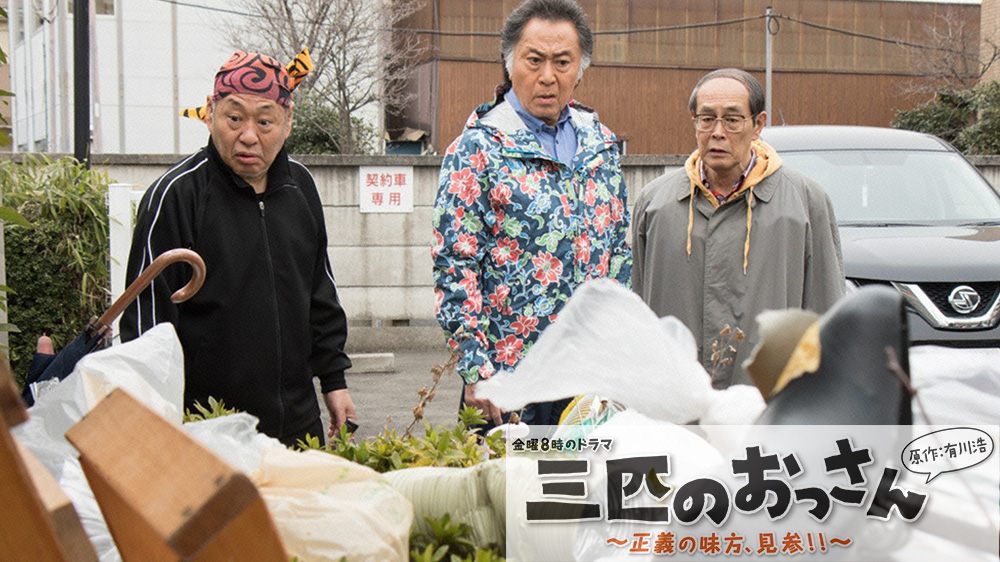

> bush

[
  {"left": 892, "top": 81, "right": 1000, "bottom": 154},
  {"left": 285, "top": 92, "right": 376, "bottom": 155},
  {"left": 0, "top": 155, "right": 111, "bottom": 385},
  {"left": 303, "top": 406, "right": 506, "bottom": 473},
  {"left": 956, "top": 80, "right": 1000, "bottom": 154},
  {"left": 891, "top": 90, "right": 974, "bottom": 146},
  {"left": 187, "top": 399, "right": 509, "bottom": 562}
]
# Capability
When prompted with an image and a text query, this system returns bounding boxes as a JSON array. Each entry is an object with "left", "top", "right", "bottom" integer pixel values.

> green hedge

[{"left": 1, "top": 155, "right": 111, "bottom": 386}]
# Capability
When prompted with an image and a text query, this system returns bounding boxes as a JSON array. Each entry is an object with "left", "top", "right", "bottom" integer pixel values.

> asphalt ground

[{"left": 317, "top": 350, "right": 466, "bottom": 442}]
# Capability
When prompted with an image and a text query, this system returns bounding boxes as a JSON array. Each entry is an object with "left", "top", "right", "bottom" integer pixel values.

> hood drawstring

[
  {"left": 684, "top": 140, "right": 780, "bottom": 274},
  {"left": 743, "top": 185, "right": 754, "bottom": 274},
  {"left": 686, "top": 182, "right": 696, "bottom": 259},
  {"left": 685, "top": 181, "right": 754, "bottom": 274}
]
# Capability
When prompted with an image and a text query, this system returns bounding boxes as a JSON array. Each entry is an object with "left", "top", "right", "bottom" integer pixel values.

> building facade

[
  {"left": 5, "top": 0, "right": 231, "bottom": 154},
  {"left": 982, "top": 0, "right": 1000, "bottom": 81},
  {"left": 393, "top": 0, "right": 982, "bottom": 155},
  {"left": 4, "top": 1, "right": 986, "bottom": 156},
  {"left": 1, "top": 0, "right": 11, "bottom": 148}
]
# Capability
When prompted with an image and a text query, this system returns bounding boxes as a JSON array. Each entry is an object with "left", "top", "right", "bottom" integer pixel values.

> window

[
  {"left": 12, "top": 0, "right": 25, "bottom": 44},
  {"left": 781, "top": 150, "right": 1000, "bottom": 224}
]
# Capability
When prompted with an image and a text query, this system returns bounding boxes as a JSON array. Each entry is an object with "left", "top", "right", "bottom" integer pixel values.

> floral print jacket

[{"left": 433, "top": 89, "right": 632, "bottom": 384}]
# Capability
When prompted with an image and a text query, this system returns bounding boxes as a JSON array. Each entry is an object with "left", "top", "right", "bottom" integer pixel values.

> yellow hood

[{"left": 683, "top": 139, "right": 783, "bottom": 273}]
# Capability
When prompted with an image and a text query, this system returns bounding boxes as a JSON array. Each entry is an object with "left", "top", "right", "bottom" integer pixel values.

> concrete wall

[
  {"left": 90, "top": 153, "right": 677, "bottom": 350},
  {"left": 13, "top": 151, "right": 1000, "bottom": 350}
]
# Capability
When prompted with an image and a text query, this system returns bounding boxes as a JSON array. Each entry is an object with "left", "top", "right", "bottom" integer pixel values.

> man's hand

[
  {"left": 464, "top": 382, "right": 503, "bottom": 426},
  {"left": 323, "top": 388, "right": 357, "bottom": 438}
]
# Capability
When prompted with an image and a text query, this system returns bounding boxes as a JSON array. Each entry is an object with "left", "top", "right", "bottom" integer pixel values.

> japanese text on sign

[{"left": 359, "top": 166, "right": 414, "bottom": 213}]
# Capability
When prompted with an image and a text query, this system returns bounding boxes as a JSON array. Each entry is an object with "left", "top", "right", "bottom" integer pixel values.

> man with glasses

[{"left": 631, "top": 68, "right": 844, "bottom": 388}]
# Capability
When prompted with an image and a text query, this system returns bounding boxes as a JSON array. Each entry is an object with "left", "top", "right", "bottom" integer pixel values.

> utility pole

[
  {"left": 765, "top": 6, "right": 773, "bottom": 127},
  {"left": 47, "top": 0, "right": 58, "bottom": 150},
  {"left": 74, "top": 0, "right": 90, "bottom": 166}
]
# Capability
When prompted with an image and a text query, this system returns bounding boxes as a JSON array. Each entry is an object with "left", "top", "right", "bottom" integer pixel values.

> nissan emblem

[{"left": 948, "top": 285, "right": 981, "bottom": 315}]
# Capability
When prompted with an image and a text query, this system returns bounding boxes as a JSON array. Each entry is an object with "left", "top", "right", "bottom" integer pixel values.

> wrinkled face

[
  {"left": 693, "top": 77, "right": 766, "bottom": 184},
  {"left": 207, "top": 92, "right": 292, "bottom": 192},
  {"left": 509, "top": 18, "right": 582, "bottom": 127}
]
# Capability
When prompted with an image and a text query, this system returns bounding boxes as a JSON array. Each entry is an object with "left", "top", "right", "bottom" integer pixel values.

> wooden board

[
  {"left": 0, "top": 358, "right": 70, "bottom": 562},
  {"left": 16, "top": 440, "right": 100, "bottom": 562},
  {"left": 0, "top": 361, "right": 99, "bottom": 561},
  {"left": 0, "top": 360, "right": 28, "bottom": 428},
  {"left": 65, "top": 388, "right": 288, "bottom": 562}
]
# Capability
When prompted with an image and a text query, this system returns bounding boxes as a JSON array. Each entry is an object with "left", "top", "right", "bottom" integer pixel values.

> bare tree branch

[
  {"left": 223, "top": 0, "right": 426, "bottom": 153},
  {"left": 901, "top": 9, "right": 1000, "bottom": 98}
]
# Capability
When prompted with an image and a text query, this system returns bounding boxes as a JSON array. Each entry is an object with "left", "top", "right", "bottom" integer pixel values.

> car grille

[
  {"left": 920, "top": 282, "right": 1000, "bottom": 318},
  {"left": 854, "top": 279, "right": 1000, "bottom": 329}
]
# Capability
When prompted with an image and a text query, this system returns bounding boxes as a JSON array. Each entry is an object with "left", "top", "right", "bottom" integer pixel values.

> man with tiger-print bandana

[{"left": 121, "top": 50, "right": 356, "bottom": 447}]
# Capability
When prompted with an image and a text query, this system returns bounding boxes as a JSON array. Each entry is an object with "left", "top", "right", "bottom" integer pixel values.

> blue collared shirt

[{"left": 505, "top": 89, "right": 577, "bottom": 168}]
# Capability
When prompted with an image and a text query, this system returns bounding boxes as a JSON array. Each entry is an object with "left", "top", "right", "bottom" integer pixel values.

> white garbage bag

[
  {"left": 382, "top": 459, "right": 508, "bottom": 551},
  {"left": 254, "top": 447, "right": 413, "bottom": 561},
  {"left": 187, "top": 414, "right": 414, "bottom": 562},
  {"left": 12, "top": 322, "right": 185, "bottom": 562},
  {"left": 909, "top": 345, "right": 1000, "bottom": 425},
  {"left": 14, "top": 323, "right": 415, "bottom": 562},
  {"left": 477, "top": 279, "right": 764, "bottom": 426}
]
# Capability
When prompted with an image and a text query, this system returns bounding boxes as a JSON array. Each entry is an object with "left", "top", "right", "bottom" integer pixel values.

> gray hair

[
  {"left": 500, "top": 0, "right": 593, "bottom": 81},
  {"left": 688, "top": 68, "right": 766, "bottom": 117}
]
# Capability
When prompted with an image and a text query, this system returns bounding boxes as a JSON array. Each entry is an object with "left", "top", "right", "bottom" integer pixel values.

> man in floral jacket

[{"left": 432, "top": 0, "right": 631, "bottom": 428}]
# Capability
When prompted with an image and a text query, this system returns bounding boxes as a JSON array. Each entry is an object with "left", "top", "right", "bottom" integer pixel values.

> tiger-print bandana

[{"left": 180, "top": 47, "right": 313, "bottom": 121}]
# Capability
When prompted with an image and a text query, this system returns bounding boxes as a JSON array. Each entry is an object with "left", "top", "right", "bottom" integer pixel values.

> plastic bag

[
  {"left": 12, "top": 322, "right": 186, "bottom": 562},
  {"left": 909, "top": 345, "right": 1000, "bottom": 425},
  {"left": 383, "top": 459, "right": 509, "bottom": 552},
  {"left": 478, "top": 279, "right": 764, "bottom": 425},
  {"left": 254, "top": 447, "right": 413, "bottom": 561},
  {"left": 14, "top": 323, "right": 416, "bottom": 562}
]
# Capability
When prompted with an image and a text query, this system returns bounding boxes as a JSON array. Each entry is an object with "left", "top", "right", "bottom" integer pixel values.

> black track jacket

[{"left": 120, "top": 139, "right": 351, "bottom": 441}]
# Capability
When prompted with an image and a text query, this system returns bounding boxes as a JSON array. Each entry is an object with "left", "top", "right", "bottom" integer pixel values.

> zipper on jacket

[{"left": 258, "top": 195, "right": 285, "bottom": 437}]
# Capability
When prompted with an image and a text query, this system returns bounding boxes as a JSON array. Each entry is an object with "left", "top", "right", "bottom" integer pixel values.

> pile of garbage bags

[
  {"left": 11, "top": 279, "right": 999, "bottom": 561},
  {"left": 13, "top": 324, "right": 413, "bottom": 562}
]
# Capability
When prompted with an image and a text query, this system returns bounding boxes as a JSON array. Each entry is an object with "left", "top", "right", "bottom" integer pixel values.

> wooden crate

[{"left": 65, "top": 388, "right": 288, "bottom": 562}]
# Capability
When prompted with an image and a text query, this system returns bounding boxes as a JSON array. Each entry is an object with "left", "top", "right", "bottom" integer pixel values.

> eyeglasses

[{"left": 693, "top": 114, "right": 752, "bottom": 133}]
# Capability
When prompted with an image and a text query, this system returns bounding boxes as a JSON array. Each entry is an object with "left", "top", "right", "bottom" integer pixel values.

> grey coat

[{"left": 632, "top": 151, "right": 845, "bottom": 388}]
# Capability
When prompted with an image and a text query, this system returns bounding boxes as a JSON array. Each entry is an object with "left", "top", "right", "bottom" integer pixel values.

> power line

[
  {"left": 157, "top": 0, "right": 761, "bottom": 35},
  {"left": 394, "top": 28, "right": 498, "bottom": 37},
  {"left": 775, "top": 14, "right": 966, "bottom": 55},
  {"left": 396, "top": 14, "right": 766, "bottom": 37},
  {"left": 153, "top": 0, "right": 965, "bottom": 55},
  {"left": 156, "top": 0, "right": 261, "bottom": 18},
  {"left": 595, "top": 14, "right": 764, "bottom": 35}
]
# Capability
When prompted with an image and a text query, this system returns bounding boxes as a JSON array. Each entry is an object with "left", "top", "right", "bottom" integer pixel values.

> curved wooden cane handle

[{"left": 95, "top": 249, "right": 207, "bottom": 332}]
